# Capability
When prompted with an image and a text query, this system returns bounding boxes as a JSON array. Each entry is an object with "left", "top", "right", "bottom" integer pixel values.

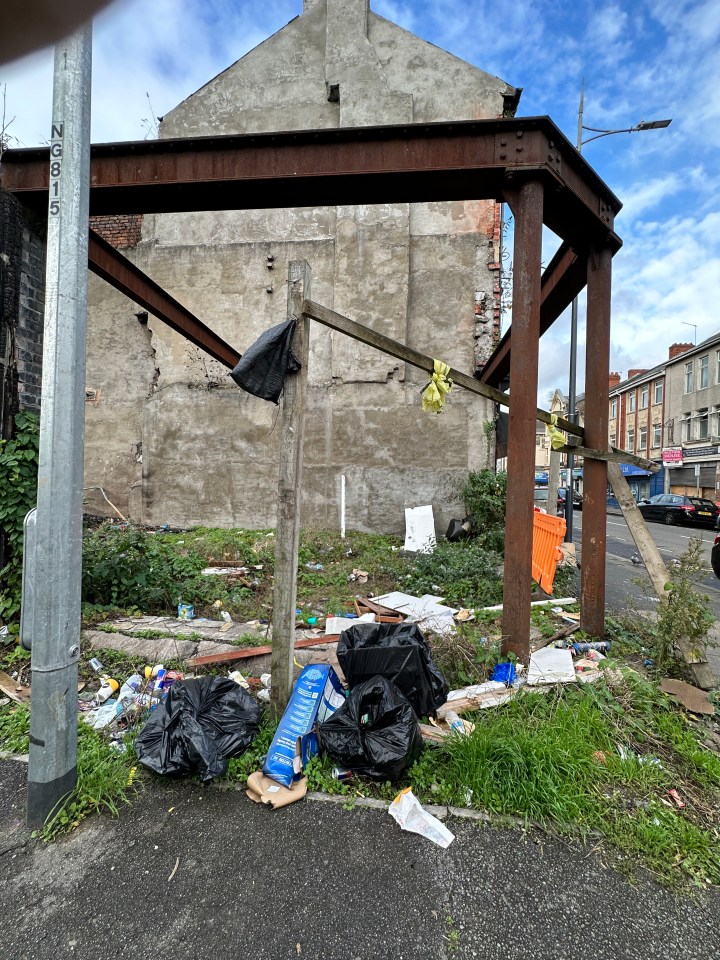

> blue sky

[{"left": 2, "top": 0, "right": 718, "bottom": 403}]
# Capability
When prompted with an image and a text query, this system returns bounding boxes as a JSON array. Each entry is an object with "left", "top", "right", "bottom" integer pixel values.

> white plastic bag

[{"left": 388, "top": 788, "right": 455, "bottom": 848}]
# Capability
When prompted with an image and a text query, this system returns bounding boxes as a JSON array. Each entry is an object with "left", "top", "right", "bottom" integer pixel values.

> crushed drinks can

[{"left": 331, "top": 767, "right": 354, "bottom": 782}]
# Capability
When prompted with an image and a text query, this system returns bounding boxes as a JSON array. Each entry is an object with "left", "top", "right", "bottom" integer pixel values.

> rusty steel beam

[
  {"left": 2, "top": 117, "right": 621, "bottom": 250},
  {"left": 479, "top": 240, "right": 587, "bottom": 388},
  {"left": 501, "top": 180, "right": 544, "bottom": 663},
  {"left": 87, "top": 229, "right": 240, "bottom": 369},
  {"left": 580, "top": 245, "right": 613, "bottom": 637}
]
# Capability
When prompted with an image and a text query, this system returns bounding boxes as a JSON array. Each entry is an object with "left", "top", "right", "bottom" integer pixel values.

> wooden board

[{"left": 186, "top": 634, "right": 340, "bottom": 669}]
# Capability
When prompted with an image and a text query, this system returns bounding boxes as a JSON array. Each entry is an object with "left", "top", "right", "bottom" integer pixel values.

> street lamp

[{"left": 564, "top": 84, "right": 672, "bottom": 543}]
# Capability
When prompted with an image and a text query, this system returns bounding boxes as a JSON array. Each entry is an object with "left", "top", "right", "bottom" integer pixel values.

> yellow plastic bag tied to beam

[
  {"left": 422, "top": 360, "right": 453, "bottom": 413},
  {"left": 548, "top": 413, "right": 566, "bottom": 451}
]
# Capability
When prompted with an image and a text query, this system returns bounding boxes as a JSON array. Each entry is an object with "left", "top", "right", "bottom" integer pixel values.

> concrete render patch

[{"left": 1, "top": 759, "right": 719, "bottom": 960}]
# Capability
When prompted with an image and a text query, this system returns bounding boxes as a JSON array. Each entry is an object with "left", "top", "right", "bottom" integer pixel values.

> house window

[
  {"left": 712, "top": 405, "right": 720, "bottom": 439},
  {"left": 639, "top": 425, "right": 647, "bottom": 449},
  {"left": 629, "top": 391, "right": 636, "bottom": 413},
  {"left": 610, "top": 398, "right": 617, "bottom": 418},
  {"left": 682, "top": 413, "right": 691, "bottom": 441},
  {"left": 640, "top": 385, "right": 648, "bottom": 409},
  {"left": 698, "top": 408, "right": 709, "bottom": 440},
  {"left": 685, "top": 362, "right": 693, "bottom": 393},
  {"left": 627, "top": 428, "right": 635, "bottom": 450},
  {"left": 716, "top": 350, "right": 720, "bottom": 384},
  {"left": 652, "top": 423, "right": 661, "bottom": 448},
  {"left": 610, "top": 432, "right": 616, "bottom": 447},
  {"left": 654, "top": 380, "right": 663, "bottom": 405},
  {"left": 699, "top": 355, "right": 709, "bottom": 389}
]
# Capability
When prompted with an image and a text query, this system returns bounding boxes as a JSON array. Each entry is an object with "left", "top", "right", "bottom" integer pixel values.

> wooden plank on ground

[
  {"left": 186, "top": 634, "right": 341, "bottom": 670},
  {"left": 607, "top": 462, "right": 716, "bottom": 690},
  {"left": 0, "top": 670, "right": 30, "bottom": 703}
]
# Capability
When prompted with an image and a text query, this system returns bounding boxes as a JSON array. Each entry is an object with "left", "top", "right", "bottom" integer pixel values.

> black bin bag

[
  {"left": 318, "top": 676, "right": 422, "bottom": 781},
  {"left": 337, "top": 621, "right": 449, "bottom": 718},
  {"left": 230, "top": 318, "right": 301, "bottom": 404},
  {"left": 135, "top": 676, "right": 262, "bottom": 782}
]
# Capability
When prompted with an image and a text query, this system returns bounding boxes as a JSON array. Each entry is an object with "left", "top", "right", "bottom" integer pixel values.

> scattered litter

[
  {"left": 326, "top": 612, "right": 375, "bottom": 635},
  {"left": 135, "top": 676, "right": 261, "bottom": 781},
  {"left": 403, "top": 505, "right": 437, "bottom": 554},
  {"left": 445, "top": 518, "right": 472, "bottom": 543},
  {"left": 347, "top": 568, "right": 369, "bottom": 583},
  {"left": 168, "top": 857, "right": 180, "bottom": 882},
  {"left": 228, "top": 670, "right": 250, "bottom": 690},
  {"left": 659, "top": 679, "right": 716, "bottom": 716},
  {"left": 256, "top": 673, "right": 271, "bottom": 703},
  {"left": 668, "top": 789, "right": 685, "bottom": 809},
  {"left": 490, "top": 662, "right": 516, "bottom": 686},
  {"left": 573, "top": 641, "right": 610, "bottom": 654},
  {"left": 480, "top": 597, "right": 577, "bottom": 613},
  {"left": 305, "top": 562, "right": 324, "bottom": 571},
  {"left": 372, "top": 591, "right": 457, "bottom": 636},
  {"left": 264, "top": 665, "right": 345, "bottom": 787},
  {"left": 453, "top": 608, "right": 475, "bottom": 623},
  {"left": 0, "top": 670, "right": 30, "bottom": 704},
  {"left": 177, "top": 602, "right": 195, "bottom": 621},
  {"left": 388, "top": 788, "right": 455, "bottom": 848},
  {"left": 246, "top": 771, "right": 307, "bottom": 809},
  {"left": 439, "top": 680, "right": 517, "bottom": 715},
  {"left": 526, "top": 647, "right": 576, "bottom": 686},
  {"left": 0, "top": 625, "right": 9, "bottom": 638}
]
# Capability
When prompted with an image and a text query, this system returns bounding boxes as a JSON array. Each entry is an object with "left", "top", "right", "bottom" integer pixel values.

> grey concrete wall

[{"left": 84, "top": 0, "right": 513, "bottom": 534}]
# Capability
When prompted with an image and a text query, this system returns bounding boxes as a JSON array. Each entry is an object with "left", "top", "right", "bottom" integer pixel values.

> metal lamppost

[{"left": 564, "top": 85, "right": 671, "bottom": 542}]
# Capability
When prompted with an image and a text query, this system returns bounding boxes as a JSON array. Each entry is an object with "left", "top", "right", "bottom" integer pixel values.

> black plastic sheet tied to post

[{"left": 230, "top": 318, "right": 301, "bottom": 404}]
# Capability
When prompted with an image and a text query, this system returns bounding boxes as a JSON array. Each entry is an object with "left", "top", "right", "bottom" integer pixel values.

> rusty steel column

[
  {"left": 501, "top": 179, "right": 544, "bottom": 662},
  {"left": 581, "top": 245, "right": 613, "bottom": 636}
]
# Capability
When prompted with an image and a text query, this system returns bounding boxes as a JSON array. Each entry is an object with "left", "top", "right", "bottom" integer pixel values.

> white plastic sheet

[{"left": 388, "top": 788, "right": 455, "bottom": 848}]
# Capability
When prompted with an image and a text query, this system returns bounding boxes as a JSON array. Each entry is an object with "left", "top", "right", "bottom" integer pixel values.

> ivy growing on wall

[{"left": 0, "top": 411, "right": 39, "bottom": 624}]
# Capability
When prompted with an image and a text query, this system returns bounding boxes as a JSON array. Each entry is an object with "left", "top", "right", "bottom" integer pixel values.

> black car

[
  {"left": 637, "top": 494, "right": 720, "bottom": 527},
  {"left": 712, "top": 534, "right": 720, "bottom": 579}
]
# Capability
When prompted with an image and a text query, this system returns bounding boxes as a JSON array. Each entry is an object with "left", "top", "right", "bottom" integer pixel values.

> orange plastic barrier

[{"left": 531, "top": 508, "right": 567, "bottom": 594}]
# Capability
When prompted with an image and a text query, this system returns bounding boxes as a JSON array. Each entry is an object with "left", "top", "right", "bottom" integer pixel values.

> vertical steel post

[
  {"left": 501, "top": 180, "right": 543, "bottom": 662},
  {"left": 565, "top": 81, "right": 584, "bottom": 543},
  {"left": 580, "top": 245, "right": 612, "bottom": 637},
  {"left": 26, "top": 24, "right": 92, "bottom": 829},
  {"left": 270, "top": 260, "right": 311, "bottom": 714}
]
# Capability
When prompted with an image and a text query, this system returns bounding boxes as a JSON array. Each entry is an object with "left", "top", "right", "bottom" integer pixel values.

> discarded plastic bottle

[
  {"left": 573, "top": 641, "right": 611, "bottom": 654},
  {"left": 444, "top": 710, "right": 466, "bottom": 735},
  {"left": 331, "top": 767, "right": 354, "bottom": 782},
  {"left": 88, "top": 657, "right": 104, "bottom": 673}
]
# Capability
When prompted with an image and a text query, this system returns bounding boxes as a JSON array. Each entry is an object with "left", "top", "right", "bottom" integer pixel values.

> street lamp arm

[
  {"left": 581, "top": 127, "right": 638, "bottom": 146},
  {"left": 580, "top": 119, "right": 672, "bottom": 148}
]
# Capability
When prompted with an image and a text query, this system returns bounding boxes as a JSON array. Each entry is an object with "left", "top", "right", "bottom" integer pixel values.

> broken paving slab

[
  {"left": 105, "top": 615, "right": 268, "bottom": 643},
  {"left": 83, "top": 629, "right": 239, "bottom": 665}
]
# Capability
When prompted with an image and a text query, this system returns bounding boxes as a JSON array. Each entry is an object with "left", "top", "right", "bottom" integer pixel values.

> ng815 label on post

[{"left": 49, "top": 122, "right": 63, "bottom": 216}]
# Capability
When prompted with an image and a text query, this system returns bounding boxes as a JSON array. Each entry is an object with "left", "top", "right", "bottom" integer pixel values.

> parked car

[
  {"left": 557, "top": 487, "right": 583, "bottom": 511},
  {"left": 637, "top": 494, "right": 720, "bottom": 527},
  {"left": 712, "top": 534, "right": 720, "bottom": 579}
]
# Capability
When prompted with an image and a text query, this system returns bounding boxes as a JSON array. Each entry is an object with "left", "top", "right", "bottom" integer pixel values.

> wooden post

[
  {"left": 607, "top": 462, "right": 716, "bottom": 689},
  {"left": 270, "top": 261, "right": 311, "bottom": 713},
  {"left": 501, "top": 180, "right": 544, "bottom": 662},
  {"left": 580, "top": 245, "right": 612, "bottom": 637}
]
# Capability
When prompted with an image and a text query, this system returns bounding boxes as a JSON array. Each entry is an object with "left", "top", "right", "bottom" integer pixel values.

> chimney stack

[
  {"left": 668, "top": 342, "right": 694, "bottom": 360},
  {"left": 627, "top": 368, "right": 648, "bottom": 379},
  {"left": 609, "top": 372, "right": 621, "bottom": 389}
]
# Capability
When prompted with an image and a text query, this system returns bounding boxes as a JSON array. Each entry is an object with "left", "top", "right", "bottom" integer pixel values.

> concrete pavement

[{"left": 1, "top": 758, "right": 719, "bottom": 960}]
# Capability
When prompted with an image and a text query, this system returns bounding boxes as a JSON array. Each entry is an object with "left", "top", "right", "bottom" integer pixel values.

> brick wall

[
  {"left": 16, "top": 224, "right": 46, "bottom": 412},
  {"left": 89, "top": 215, "right": 143, "bottom": 249}
]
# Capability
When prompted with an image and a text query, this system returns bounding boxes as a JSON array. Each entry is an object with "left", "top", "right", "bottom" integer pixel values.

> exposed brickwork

[
  {"left": 609, "top": 372, "right": 621, "bottom": 389},
  {"left": 668, "top": 342, "right": 693, "bottom": 360},
  {"left": 90, "top": 215, "right": 143, "bottom": 249},
  {"left": 0, "top": 188, "right": 46, "bottom": 423},
  {"left": 627, "top": 368, "right": 648, "bottom": 379}
]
